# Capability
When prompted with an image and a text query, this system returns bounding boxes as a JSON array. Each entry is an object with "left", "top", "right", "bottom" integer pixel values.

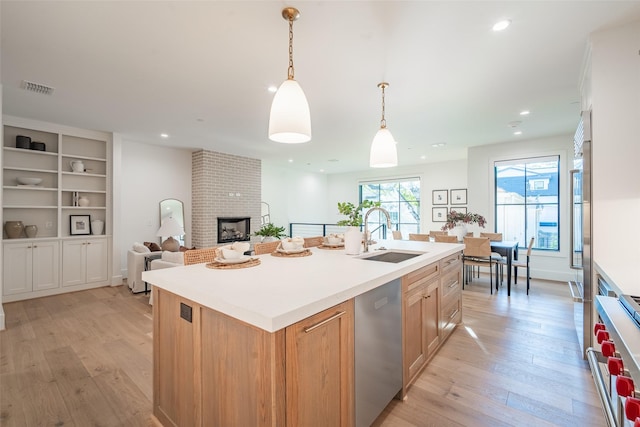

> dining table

[{"left": 490, "top": 240, "right": 519, "bottom": 295}]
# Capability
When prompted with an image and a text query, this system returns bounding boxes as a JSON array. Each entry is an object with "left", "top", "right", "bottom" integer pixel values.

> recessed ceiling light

[
  {"left": 514, "top": 131, "right": 522, "bottom": 135},
  {"left": 420, "top": 155, "right": 427, "bottom": 160},
  {"left": 319, "top": 169, "right": 325, "bottom": 173},
  {"left": 520, "top": 110, "right": 530, "bottom": 116},
  {"left": 160, "top": 133, "right": 169, "bottom": 138},
  {"left": 288, "top": 158, "right": 294, "bottom": 163},
  {"left": 267, "top": 85, "right": 278, "bottom": 93},
  {"left": 492, "top": 19, "right": 511, "bottom": 32}
]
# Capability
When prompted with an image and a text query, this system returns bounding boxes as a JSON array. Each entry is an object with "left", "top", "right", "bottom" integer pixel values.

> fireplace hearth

[{"left": 217, "top": 217, "right": 251, "bottom": 243}]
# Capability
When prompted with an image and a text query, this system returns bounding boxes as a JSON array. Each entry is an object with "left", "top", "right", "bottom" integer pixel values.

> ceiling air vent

[{"left": 21, "top": 80, "right": 55, "bottom": 95}]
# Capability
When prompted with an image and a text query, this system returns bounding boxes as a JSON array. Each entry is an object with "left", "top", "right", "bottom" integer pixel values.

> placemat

[
  {"left": 271, "top": 249, "right": 312, "bottom": 258},
  {"left": 317, "top": 244, "right": 344, "bottom": 250},
  {"left": 206, "top": 258, "right": 261, "bottom": 269}
]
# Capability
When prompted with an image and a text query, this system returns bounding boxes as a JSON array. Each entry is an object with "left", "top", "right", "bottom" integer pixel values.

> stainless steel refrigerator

[{"left": 568, "top": 110, "right": 593, "bottom": 358}]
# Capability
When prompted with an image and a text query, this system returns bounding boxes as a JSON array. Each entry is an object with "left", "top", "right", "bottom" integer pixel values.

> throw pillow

[
  {"left": 162, "top": 251, "right": 184, "bottom": 264},
  {"left": 144, "top": 241, "right": 162, "bottom": 252},
  {"left": 133, "top": 242, "right": 150, "bottom": 253}
]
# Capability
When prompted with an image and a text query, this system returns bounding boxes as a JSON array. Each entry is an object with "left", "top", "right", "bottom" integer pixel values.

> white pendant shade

[
  {"left": 369, "top": 128, "right": 398, "bottom": 168},
  {"left": 268, "top": 79, "right": 311, "bottom": 143}
]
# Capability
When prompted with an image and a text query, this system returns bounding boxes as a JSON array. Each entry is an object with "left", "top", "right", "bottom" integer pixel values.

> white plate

[
  {"left": 277, "top": 247, "right": 307, "bottom": 254},
  {"left": 323, "top": 242, "right": 344, "bottom": 247},
  {"left": 214, "top": 256, "right": 251, "bottom": 264}
]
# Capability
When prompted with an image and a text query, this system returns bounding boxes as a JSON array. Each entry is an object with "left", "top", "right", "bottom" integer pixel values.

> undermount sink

[{"left": 358, "top": 251, "right": 424, "bottom": 264}]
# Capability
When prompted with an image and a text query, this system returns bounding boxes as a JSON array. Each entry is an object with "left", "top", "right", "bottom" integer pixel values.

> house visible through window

[
  {"left": 495, "top": 156, "right": 560, "bottom": 251},
  {"left": 360, "top": 178, "right": 420, "bottom": 240}
]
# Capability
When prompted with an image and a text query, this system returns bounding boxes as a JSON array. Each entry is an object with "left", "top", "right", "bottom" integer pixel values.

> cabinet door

[
  {"left": 32, "top": 241, "right": 60, "bottom": 291},
  {"left": 85, "top": 238, "right": 107, "bottom": 283},
  {"left": 285, "top": 300, "right": 354, "bottom": 427},
  {"left": 62, "top": 240, "right": 86, "bottom": 287},
  {"left": 424, "top": 281, "right": 440, "bottom": 356},
  {"left": 404, "top": 285, "right": 427, "bottom": 384},
  {"left": 3, "top": 242, "right": 33, "bottom": 295}
]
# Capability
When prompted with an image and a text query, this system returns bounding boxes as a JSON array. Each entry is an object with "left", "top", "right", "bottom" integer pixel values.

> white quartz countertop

[
  {"left": 595, "top": 255, "right": 640, "bottom": 296},
  {"left": 142, "top": 240, "right": 462, "bottom": 332}
]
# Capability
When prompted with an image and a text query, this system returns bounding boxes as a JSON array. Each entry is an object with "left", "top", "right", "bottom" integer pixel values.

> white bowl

[
  {"left": 327, "top": 236, "right": 343, "bottom": 245},
  {"left": 221, "top": 248, "right": 241, "bottom": 259},
  {"left": 17, "top": 177, "right": 42, "bottom": 185},
  {"left": 281, "top": 240, "right": 304, "bottom": 251}
]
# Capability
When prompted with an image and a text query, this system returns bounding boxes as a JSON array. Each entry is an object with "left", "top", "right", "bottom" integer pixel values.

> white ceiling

[{"left": 2, "top": 1, "right": 640, "bottom": 174}]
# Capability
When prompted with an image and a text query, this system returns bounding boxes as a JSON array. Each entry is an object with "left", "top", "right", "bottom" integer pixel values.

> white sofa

[
  {"left": 126, "top": 247, "right": 162, "bottom": 293},
  {"left": 147, "top": 251, "right": 185, "bottom": 304}
]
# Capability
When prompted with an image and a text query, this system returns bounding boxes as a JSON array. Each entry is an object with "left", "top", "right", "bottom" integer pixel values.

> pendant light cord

[
  {"left": 380, "top": 83, "right": 387, "bottom": 129},
  {"left": 288, "top": 17, "right": 295, "bottom": 80}
]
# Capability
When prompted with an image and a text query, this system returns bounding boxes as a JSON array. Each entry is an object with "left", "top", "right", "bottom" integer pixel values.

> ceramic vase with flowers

[
  {"left": 337, "top": 200, "right": 379, "bottom": 255},
  {"left": 441, "top": 210, "right": 487, "bottom": 241}
]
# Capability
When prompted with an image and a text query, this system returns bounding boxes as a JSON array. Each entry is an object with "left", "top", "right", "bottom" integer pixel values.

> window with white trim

[{"left": 360, "top": 177, "right": 420, "bottom": 239}]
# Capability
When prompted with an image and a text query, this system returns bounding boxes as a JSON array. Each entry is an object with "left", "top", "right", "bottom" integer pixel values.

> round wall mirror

[{"left": 159, "top": 198, "right": 185, "bottom": 247}]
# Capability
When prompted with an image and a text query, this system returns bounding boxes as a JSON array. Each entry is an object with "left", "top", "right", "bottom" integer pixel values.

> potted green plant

[
  {"left": 336, "top": 200, "right": 380, "bottom": 227},
  {"left": 337, "top": 200, "right": 380, "bottom": 254},
  {"left": 254, "top": 223, "right": 287, "bottom": 242}
]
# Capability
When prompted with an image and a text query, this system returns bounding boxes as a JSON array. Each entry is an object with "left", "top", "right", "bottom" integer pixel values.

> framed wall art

[
  {"left": 432, "top": 189, "right": 448, "bottom": 205},
  {"left": 70, "top": 215, "right": 91, "bottom": 235},
  {"left": 450, "top": 206, "right": 467, "bottom": 215},
  {"left": 432, "top": 207, "right": 448, "bottom": 222},
  {"left": 450, "top": 188, "right": 467, "bottom": 205}
]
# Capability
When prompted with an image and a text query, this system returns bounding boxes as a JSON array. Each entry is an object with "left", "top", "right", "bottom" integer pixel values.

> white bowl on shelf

[{"left": 17, "top": 177, "right": 43, "bottom": 185}]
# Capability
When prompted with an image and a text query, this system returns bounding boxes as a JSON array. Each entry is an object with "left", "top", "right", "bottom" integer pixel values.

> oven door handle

[{"left": 586, "top": 347, "right": 616, "bottom": 427}]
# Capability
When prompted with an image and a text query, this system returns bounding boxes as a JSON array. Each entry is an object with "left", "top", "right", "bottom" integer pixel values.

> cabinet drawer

[
  {"left": 440, "top": 252, "right": 462, "bottom": 273},
  {"left": 403, "top": 262, "right": 439, "bottom": 293},
  {"left": 441, "top": 294, "right": 461, "bottom": 334},
  {"left": 441, "top": 268, "right": 461, "bottom": 303}
]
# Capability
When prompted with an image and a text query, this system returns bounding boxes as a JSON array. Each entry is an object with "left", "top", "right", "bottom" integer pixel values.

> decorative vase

[
  {"left": 91, "top": 220, "right": 104, "bottom": 235},
  {"left": 4, "top": 221, "right": 24, "bottom": 239},
  {"left": 344, "top": 226, "right": 363, "bottom": 255},
  {"left": 450, "top": 224, "right": 468, "bottom": 242},
  {"left": 24, "top": 225, "right": 38, "bottom": 238},
  {"left": 78, "top": 196, "right": 90, "bottom": 207},
  {"left": 261, "top": 236, "right": 278, "bottom": 243}
]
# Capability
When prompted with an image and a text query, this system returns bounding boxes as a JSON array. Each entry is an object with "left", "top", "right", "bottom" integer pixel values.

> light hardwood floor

[{"left": 0, "top": 277, "right": 604, "bottom": 426}]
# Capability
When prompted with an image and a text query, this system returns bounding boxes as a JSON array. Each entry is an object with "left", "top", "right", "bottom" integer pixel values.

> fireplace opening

[{"left": 217, "top": 217, "right": 251, "bottom": 243}]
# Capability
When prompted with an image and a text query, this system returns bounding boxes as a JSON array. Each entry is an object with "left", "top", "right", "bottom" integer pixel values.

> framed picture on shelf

[
  {"left": 432, "top": 207, "right": 448, "bottom": 222},
  {"left": 432, "top": 189, "right": 448, "bottom": 205},
  {"left": 450, "top": 189, "right": 467, "bottom": 205},
  {"left": 70, "top": 215, "right": 91, "bottom": 235},
  {"left": 450, "top": 206, "right": 467, "bottom": 215}
]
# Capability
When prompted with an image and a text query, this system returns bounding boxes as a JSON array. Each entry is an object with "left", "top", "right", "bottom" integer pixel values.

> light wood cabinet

[
  {"left": 402, "top": 251, "right": 463, "bottom": 395},
  {"left": 2, "top": 116, "right": 112, "bottom": 301},
  {"left": 285, "top": 300, "right": 354, "bottom": 427},
  {"left": 2, "top": 240, "right": 59, "bottom": 295},
  {"left": 152, "top": 288, "right": 354, "bottom": 427},
  {"left": 402, "top": 261, "right": 440, "bottom": 391},
  {"left": 61, "top": 238, "right": 108, "bottom": 287}
]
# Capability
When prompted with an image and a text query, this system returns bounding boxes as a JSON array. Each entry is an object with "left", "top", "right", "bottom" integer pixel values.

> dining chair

[
  {"left": 303, "top": 236, "right": 324, "bottom": 248},
  {"left": 409, "top": 233, "right": 430, "bottom": 241},
  {"left": 480, "top": 232, "right": 506, "bottom": 279},
  {"left": 253, "top": 240, "right": 281, "bottom": 255},
  {"left": 480, "top": 232, "right": 503, "bottom": 241},
  {"left": 506, "top": 237, "right": 535, "bottom": 294},
  {"left": 462, "top": 237, "right": 495, "bottom": 294},
  {"left": 392, "top": 230, "right": 403, "bottom": 240},
  {"left": 429, "top": 230, "right": 447, "bottom": 239},
  {"left": 434, "top": 234, "right": 458, "bottom": 243},
  {"left": 184, "top": 247, "right": 218, "bottom": 265}
]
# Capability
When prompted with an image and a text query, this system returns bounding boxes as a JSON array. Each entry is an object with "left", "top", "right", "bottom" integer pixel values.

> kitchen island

[{"left": 143, "top": 239, "right": 463, "bottom": 427}]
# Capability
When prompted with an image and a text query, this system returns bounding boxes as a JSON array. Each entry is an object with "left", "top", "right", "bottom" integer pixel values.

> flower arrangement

[
  {"left": 441, "top": 210, "right": 487, "bottom": 231},
  {"left": 336, "top": 200, "right": 380, "bottom": 227}
]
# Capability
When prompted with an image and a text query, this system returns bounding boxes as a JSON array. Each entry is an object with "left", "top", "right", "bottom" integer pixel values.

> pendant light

[
  {"left": 268, "top": 7, "right": 311, "bottom": 144},
  {"left": 370, "top": 82, "right": 398, "bottom": 168}
]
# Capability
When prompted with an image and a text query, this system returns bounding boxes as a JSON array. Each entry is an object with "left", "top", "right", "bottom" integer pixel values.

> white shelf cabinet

[
  {"left": 62, "top": 238, "right": 108, "bottom": 287},
  {"left": 2, "top": 116, "right": 112, "bottom": 302},
  {"left": 2, "top": 240, "right": 60, "bottom": 296}
]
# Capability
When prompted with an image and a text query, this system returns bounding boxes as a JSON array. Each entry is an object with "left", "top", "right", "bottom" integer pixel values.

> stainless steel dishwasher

[{"left": 355, "top": 278, "right": 403, "bottom": 427}]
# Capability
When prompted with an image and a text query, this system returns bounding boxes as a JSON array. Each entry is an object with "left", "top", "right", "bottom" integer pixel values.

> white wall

[
  {"left": 119, "top": 140, "right": 192, "bottom": 278},
  {"left": 589, "top": 19, "right": 640, "bottom": 295},
  {"left": 262, "top": 162, "right": 329, "bottom": 230},
  {"left": 468, "top": 135, "right": 574, "bottom": 282}
]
